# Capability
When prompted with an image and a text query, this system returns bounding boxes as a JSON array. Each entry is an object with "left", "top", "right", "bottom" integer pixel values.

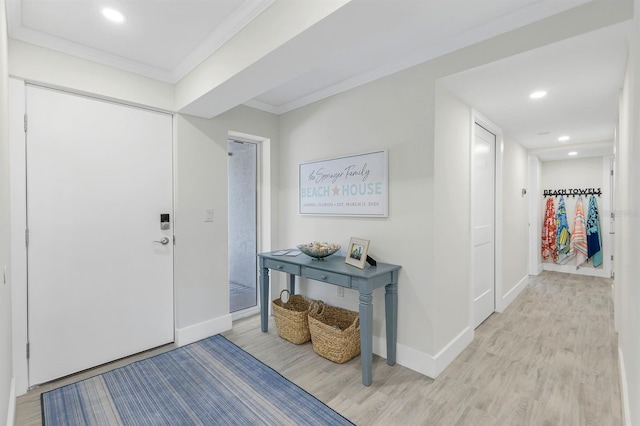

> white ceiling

[
  {"left": 5, "top": 0, "right": 633, "bottom": 160},
  {"left": 247, "top": 0, "right": 586, "bottom": 110},
  {"left": 441, "top": 21, "right": 630, "bottom": 161},
  {"left": 7, "top": 0, "right": 275, "bottom": 82}
]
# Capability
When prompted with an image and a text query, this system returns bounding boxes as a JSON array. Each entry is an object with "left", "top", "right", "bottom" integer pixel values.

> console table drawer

[
  {"left": 264, "top": 259, "right": 301, "bottom": 275},
  {"left": 302, "top": 267, "right": 350, "bottom": 287}
]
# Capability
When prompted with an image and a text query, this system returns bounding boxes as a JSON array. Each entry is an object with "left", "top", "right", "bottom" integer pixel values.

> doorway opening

[{"left": 228, "top": 140, "right": 258, "bottom": 313}]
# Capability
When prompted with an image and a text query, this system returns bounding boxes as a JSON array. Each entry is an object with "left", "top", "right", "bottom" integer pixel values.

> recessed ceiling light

[
  {"left": 558, "top": 135, "right": 570, "bottom": 142},
  {"left": 102, "top": 8, "right": 126, "bottom": 23},
  {"left": 529, "top": 90, "right": 547, "bottom": 99},
  {"left": 568, "top": 151, "right": 578, "bottom": 156}
]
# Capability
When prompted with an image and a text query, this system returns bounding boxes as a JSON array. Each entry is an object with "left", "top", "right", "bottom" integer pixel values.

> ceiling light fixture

[
  {"left": 558, "top": 135, "right": 570, "bottom": 142},
  {"left": 529, "top": 90, "right": 547, "bottom": 99},
  {"left": 568, "top": 151, "right": 578, "bottom": 156},
  {"left": 102, "top": 8, "right": 126, "bottom": 23}
]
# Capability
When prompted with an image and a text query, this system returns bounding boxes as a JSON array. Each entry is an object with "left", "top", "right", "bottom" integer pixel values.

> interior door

[
  {"left": 26, "top": 85, "right": 174, "bottom": 386},
  {"left": 472, "top": 122, "right": 496, "bottom": 328}
]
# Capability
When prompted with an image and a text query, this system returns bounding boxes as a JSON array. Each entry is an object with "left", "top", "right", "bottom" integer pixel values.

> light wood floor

[{"left": 15, "top": 271, "right": 622, "bottom": 425}]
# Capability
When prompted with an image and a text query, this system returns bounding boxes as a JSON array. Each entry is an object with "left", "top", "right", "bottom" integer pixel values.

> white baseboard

[
  {"left": 6, "top": 376, "right": 16, "bottom": 426},
  {"left": 373, "top": 326, "right": 473, "bottom": 379},
  {"left": 618, "top": 347, "right": 632, "bottom": 426},
  {"left": 496, "top": 275, "right": 528, "bottom": 313},
  {"left": 429, "top": 326, "right": 474, "bottom": 377},
  {"left": 175, "top": 314, "right": 232, "bottom": 347},
  {"left": 231, "top": 306, "right": 260, "bottom": 322},
  {"left": 542, "top": 262, "right": 610, "bottom": 278}
]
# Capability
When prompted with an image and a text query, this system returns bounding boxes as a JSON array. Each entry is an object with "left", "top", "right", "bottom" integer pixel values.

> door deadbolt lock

[{"left": 160, "top": 213, "right": 170, "bottom": 230}]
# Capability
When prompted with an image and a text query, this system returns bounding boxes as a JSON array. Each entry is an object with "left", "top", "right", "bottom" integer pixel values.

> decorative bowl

[{"left": 297, "top": 242, "right": 341, "bottom": 260}]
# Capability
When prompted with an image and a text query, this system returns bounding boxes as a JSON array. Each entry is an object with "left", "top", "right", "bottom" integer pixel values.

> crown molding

[
  {"left": 170, "top": 0, "right": 275, "bottom": 82},
  {"left": 9, "top": 26, "right": 175, "bottom": 82},
  {"left": 7, "top": 0, "right": 274, "bottom": 84},
  {"left": 244, "top": 0, "right": 595, "bottom": 116},
  {"left": 242, "top": 99, "right": 280, "bottom": 115}
]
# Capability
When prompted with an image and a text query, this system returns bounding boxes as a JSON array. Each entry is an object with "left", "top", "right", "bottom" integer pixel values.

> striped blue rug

[{"left": 42, "top": 335, "right": 353, "bottom": 425}]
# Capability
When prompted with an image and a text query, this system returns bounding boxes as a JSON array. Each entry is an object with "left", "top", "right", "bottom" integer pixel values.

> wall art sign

[{"left": 299, "top": 150, "right": 388, "bottom": 217}]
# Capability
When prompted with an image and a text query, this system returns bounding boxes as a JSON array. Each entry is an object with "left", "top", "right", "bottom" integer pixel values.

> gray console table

[{"left": 257, "top": 251, "right": 401, "bottom": 386}]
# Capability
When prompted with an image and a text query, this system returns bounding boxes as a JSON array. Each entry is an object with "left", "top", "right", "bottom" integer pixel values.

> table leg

[
  {"left": 385, "top": 278, "right": 398, "bottom": 366},
  {"left": 288, "top": 273, "right": 296, "bottom": 294},
  {"left": 359, "top": 290, "right": 373, "bottom": 386},
  {"left": 259, "top": 264, "right": 270, "bottom": 332}
]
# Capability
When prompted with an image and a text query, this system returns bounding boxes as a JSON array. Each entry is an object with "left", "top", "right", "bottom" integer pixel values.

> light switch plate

[{"left": 204, "top": 208, "right": 214, "bottom": 222}]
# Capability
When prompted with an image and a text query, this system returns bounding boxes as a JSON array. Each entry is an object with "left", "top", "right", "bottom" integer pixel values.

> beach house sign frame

[{"left": 299, "top": 150, "right": 388, "bottom": 217}]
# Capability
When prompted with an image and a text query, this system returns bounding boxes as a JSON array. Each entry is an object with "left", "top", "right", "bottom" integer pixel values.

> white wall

[
  {"left": 540, "top": 156, "right": 611, "bottom": 277},
  {"left": 615, "top": 0, "right": 640, "bottom": 423},
  {"left": 173, "top": 106, "right": 278, "bottom": 345},
  {"left": 500, "top": 135, "right": 529, "bottom": 306},
  {"left": 433, "top": 86, "right": 472, "bottom": 351},
  {"left": 278, "top": 66, "right": 435, "bottom": 362},
  {"left": 9, "top": 39, "right": 174, "bottom": 111},
  {"left": 0, "top": 0, "right": 15, "bottom": 424},
  {"left": 276, "top": 49, "right": 530, "bottom": 377}
]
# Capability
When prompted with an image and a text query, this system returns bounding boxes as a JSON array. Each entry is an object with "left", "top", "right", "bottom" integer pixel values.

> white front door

[
  {"left": 26, "top": 86, "right": 174, "bottom": 386},
  {"left": 472, "top": 122, "right": 496, "bottom": 328}
]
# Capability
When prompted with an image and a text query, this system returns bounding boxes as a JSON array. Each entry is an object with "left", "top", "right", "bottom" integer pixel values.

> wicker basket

[
  {"left": 308, "top": 301, "right": 360, "bottom": 363},
  {"left": 272, "top": 289, "right": 312, "bottom": 344}
]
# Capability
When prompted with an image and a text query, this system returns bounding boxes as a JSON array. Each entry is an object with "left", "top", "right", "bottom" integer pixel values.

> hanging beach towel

[
  {"left": 556, "top": 196, "right": 571, "bottom": 264},
  {"left": 587, "top": 195, "right": 602, "bottom": 267},
  {"left": 569, "top": 196, "right": 588, "bottom": 266},
  {"left": 541, "top": 197, "right": 556, "bottom": 261}
]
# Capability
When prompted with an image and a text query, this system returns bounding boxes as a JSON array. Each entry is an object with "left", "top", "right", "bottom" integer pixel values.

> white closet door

[
  {"left": 472, "top": 122, "right": 496, "bottom": 328},
  {"left": 27, "top": 86, "right": 174, "bottom": 385}
]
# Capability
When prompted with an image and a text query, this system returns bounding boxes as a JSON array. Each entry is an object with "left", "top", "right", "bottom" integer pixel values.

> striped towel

[
  {"left": 541, "top": 197, "right": 556, "bottom": 260},
  {"left": 556, "top": 196, "right": 571, "bottom": 264},
  {"left": 587, "top": 195, "right": 602, "bottom": 267},
  {"left": 569, "top": 196, "right": 588, "bottom": 265}
]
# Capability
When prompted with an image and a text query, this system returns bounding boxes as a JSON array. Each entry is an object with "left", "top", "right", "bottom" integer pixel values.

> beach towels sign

[
  {"left": 299, "top": 150, "right": 388, "bottom": 217},
  {"left": 543, "top": 187, "right": 601, "bottom": 198}
]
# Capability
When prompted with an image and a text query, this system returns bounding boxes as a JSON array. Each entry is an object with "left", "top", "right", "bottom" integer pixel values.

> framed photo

[{"left": 345, "top": 237, "right": 370, "bottom": 269}]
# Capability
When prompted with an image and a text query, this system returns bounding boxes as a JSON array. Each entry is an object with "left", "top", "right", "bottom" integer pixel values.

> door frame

[
  {"left": 227, "top": 138, "right": 258, "bottom": 317},
  {"left": 9, "top": 79, "right": 176, "bottom": 394},
  {"left": 468, "top": 110, "right": 504, "bottom": 330},
  {"left": 228, "top": 130, "right": 272, "bottom": 321},
  {"left": 9, "top": 77, "right": 28, "bottom": 395}
]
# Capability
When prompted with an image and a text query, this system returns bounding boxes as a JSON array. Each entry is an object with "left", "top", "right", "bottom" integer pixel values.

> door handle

[{"left": 153, "top": 237, "right": 170, "bottom": 245}]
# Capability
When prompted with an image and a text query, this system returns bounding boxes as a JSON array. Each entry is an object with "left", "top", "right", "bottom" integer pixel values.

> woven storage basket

[
  {"left": 272, "top": 289, "right": 312, "bottom": 344},
  {"left": 308, "top": 301, "right": 360, "bottom": 364}
]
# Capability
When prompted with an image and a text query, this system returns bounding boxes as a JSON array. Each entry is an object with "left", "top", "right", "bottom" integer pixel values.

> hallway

[{"left": 224, "top": 271, "right": 622, "bottom": 425}]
